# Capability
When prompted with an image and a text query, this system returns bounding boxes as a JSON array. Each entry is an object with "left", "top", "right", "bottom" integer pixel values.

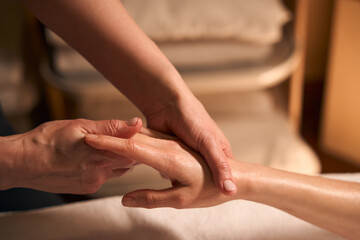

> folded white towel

[
  {"left": 2, "top": 174, "right": 358, "bottom": 240},
  {"left": 121, "top": 0, "right": 291, "bottom": 44}
]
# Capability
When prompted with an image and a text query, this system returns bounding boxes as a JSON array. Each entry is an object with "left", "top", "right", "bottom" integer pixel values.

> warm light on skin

[
  {"left": 230, "top": 161, "right": 360, "bottom": 240},
  {"left": 85, "top": 132, "right": 360, "bottom": 240}
]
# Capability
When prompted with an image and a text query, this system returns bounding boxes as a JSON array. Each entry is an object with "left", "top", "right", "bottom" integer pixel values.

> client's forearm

[{"left": 232, "top": 161, "right": 360, "bottom": 240}]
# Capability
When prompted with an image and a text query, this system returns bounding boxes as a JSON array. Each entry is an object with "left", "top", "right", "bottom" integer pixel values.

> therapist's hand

[
  {"left": 1, "top": 118, "right": 142, "bottom": 194},
  {"left": 24, "top": 0, "right": 234, "bottom": 195},
  {"left": 145, "top": 95, "right": 237, "bottom": 195},
  {"left": 85, "top": 130, "right": 241, "bottom": 208},
  {"left": 23, "top": 0, "right": 235, "bottom": 195}
]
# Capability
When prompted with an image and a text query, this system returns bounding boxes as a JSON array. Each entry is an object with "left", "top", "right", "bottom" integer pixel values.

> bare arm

[
  {"left": 85, "top": 132, "right": 360, "bottom": 240},
  {"left": 23, "top": 0, "right": 236, "bottom": 194},
  {"left": 23, "top": 0, "right": 181, "bottom": 114},
  {"left": 242, "top": 163, "right": 360, "bottom": 240}
]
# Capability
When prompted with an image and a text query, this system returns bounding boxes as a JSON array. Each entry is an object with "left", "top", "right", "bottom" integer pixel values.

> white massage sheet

[{"left": 1, "top": 173, "right": 359, "bottom": 240}]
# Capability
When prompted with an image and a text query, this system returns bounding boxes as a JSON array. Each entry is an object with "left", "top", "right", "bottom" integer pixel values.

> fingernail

[
  {"left": 126, "top": 117, "right": 138, "bottom": 126},
  {"left": 122, "top": 196, "right": 138, "bottom": 207},
  {"left": 85, "top": 134, "right": 98, "bottom": 139},
  {"left": 223, "top": 180, "right": 236, "bottom": 192}
]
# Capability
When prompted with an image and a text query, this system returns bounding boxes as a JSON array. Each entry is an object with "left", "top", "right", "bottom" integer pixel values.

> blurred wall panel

[
  {"left": 304, "top": 0, "right": 334, "bottom": 82},
  {"left": 321, "top": 0, "right": 360, "bottom": 165}
]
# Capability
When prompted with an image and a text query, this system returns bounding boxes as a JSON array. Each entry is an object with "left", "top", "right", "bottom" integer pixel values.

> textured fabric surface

[
  {"left": 121, "top": 0, "right": 291, "bottom": 44},
  {"left": 1, "top": 174, "right": 358, "bottom": 240}
]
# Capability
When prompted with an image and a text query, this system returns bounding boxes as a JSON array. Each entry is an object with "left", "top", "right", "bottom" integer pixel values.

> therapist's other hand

[
  {"left": 85, "top": 131, "right": 239, "bottom": 208},
  {"left": 5, "top": 118, "right": 142, "bottom": 194},
  {"left": 145, "top": 95, "right": 237, "bottom": 195},
  {"left": 23, "top": 0, "right": 235, "bottom": 195}
]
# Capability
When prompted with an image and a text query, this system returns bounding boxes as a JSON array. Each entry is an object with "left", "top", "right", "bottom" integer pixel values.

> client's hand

[
  {"left": 85, "top": 129, "right": 238, "bottom": 208},
  {"left": 1, "top": 118, "right": 142, "bottom": 194},
  {"left": 85, "top": 129, "right": 360, "bottom": 240}
]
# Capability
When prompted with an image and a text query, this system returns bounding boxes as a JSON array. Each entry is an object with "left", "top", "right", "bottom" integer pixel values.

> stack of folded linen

[
  {"left": 121, "top": 0, "right": 291, "bottom": 68},
  {"left": 123, "top": 0, "right": 290, "bottom": 43},
  {"left": 49, "top": 0, "right": 291, "bottom": 72}
]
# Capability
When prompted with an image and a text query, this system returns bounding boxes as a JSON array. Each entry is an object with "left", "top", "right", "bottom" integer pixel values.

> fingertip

[
  {"left": 223, "top": 147, "right": 235, "bottom": 159},
  {"left": 201, "top": 141, "right": 236, "bottom": 194},
  {"left": 210, "top": 160, "right": 237, "bottom": 195},
  {"left": 120, "top": 117, "right": 142, "bottom": 138},
  {"left": 122, "top": 196, "right": 138, "bottom": 207},
  {"left": 222, "top": 179, "right": 237, "bottom": 195},
  {"left": 138, "top": 118, "right": 143, "bottom": 127},
  {"left": 128, "top": 117, "right": 143, "bottom": 136},
  {"left": 211, "top": 162, "right": 237, "bottom": 195},
  {"left": 126, "top": 117, "right": 142, "bottom": 127}
]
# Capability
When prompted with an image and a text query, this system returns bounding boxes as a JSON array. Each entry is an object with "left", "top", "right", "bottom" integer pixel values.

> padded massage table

[{"left": 1, "top": 173, "right": 358, "bottom": 240}]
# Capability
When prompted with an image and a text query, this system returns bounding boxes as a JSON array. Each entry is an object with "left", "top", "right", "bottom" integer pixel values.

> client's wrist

[
  {"left": 233, "top": 162, "right": 290, "bottom": 205},
  {"left": 229, "top": 160, "right": 268, "bottom": 201}
]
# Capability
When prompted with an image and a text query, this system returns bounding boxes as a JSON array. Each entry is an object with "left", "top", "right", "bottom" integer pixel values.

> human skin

[
  {"left": 85, "top": 131, "right": 360, "bottom": 240},
  {"left": 0, "top": 118, "right": 142, "bottom": 194},
  {"left": 22, "top": 0, "right": 236, "bottom": 194}
]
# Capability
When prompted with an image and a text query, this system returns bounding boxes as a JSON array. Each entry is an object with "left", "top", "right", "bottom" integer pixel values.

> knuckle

[
  {"left": 212, "top": 162, "right": 231, "bottom": 179},
  {"left": 221, "top": 139, "right": 232, "bottom": 149},
  {"left": 73, "top": 118, "right": 88, "bottom": 127},
  {"left": 108, "top": 119, "right": 122, "bottom": 135},
  {"left": 38, "top": 121, "right": 51, "bottom": 129},
  {"left": 222, "top": 145, "right": 234, "bottom": 158},
  {"left": 167, "top": 152, "right": 180, "bottom": 163},
  {"left": 197, "top": 134, "right": 217, "bottom": 153},
  {"left": 37, "top": 120, "right": 64, "bottom": 133},
  {"left": 75, "top": 118, "right": 87, "bottom": 123},
  {"left": 216, "top": 160, "right": 231, "bottom": 173},
  {"left": 125, "top": 139, "right": 135, "bottom": 152},
  {"left": 197, "top": 135, "right": 232, "bottom": 175},
  {"left": 143, "top": 193, "right": 157, "bottom": 208}
]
